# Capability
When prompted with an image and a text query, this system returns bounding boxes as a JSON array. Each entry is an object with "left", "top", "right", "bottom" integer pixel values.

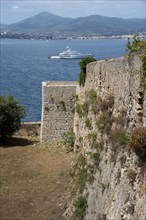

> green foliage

[
  {"left": 87, "top": 89, "right": 97, "bottom": 105},
  {"left": 126, "top": 33, "right": 146, "bottom": 55},
  {"left": 142, "top": 54, "right": 146, "bottom": 96},
  {"left": 75, "top": 101, "right": 89, "bottom": 118},
  {"left": 0, "top": 96, "right": 25, "bottom": 138},
  {"left": 74, "top": 196, "right": 87, "bottom": 220},
  {"left": 79, "top": 56, "right": 96, "bottom": 86},
  {"left": 109, "top": 129, "right": 128, "bottom": 146},
  {"left": 77, "top": 154, "right": 87, "bottom": 193},
  {"left": 79, "top": 70, "right": 86, "bottom": 87},
  {"left": 96, "top": 111, "right": 111, "bottom": 132},
  {"left": 88, "top": 131, "right": 97, "bottom": 148},
  {"left": 78, "top": 153, "right": 87, "bottom": 167},
  {"left": 142, "top": 54, "right": 146, "bottom": 78},
  {"left": 118, "top": 131, "right": 129, "bottom": 145},
  {"left": 62, "top": 128, "right": 75, "bottom": 152},
  {"left": 82, "top": 101, "right": 90, "bottom": 116},
  {"left": 85, "top": 118, "right": 92, "bottom": 130},
  {"left": 77, "top": 168, "right": 88, "bottom": 193},
  {"left": 90, "top": 152, "right": 100, "bottom": 165},
  {"left": 76, "top": 102, "right": 83, "bottom": 118},
  {"left": 126, "top": 35, "right": 146, "bottom": 97}
]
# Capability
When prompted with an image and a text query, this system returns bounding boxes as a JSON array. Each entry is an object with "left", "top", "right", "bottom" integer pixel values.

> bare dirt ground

[{"left": 0, "top": 136, "right": 75, "bottom": 220}]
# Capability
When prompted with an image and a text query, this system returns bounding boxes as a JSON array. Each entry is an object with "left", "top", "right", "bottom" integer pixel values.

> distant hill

[{"left": 1, "top": 12, "right": 145, "bottom": 35}]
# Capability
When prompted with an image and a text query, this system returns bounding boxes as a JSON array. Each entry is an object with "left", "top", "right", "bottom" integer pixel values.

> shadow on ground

[{"left": 0, "top": 137, "right": 33, "bottom": 147}]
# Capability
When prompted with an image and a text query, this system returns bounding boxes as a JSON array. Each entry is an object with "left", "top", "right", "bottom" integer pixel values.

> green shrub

[
  {"left": 76, "top": 102, "right": 83, "bottom": 118},
  {"left": 126, "top": 33, "right": 146, "bottom": 55},
  {"left": 79, "top": 136, "right": 83, "bottom": 143},
  {"left": 90, "top": 152, "right": 100, "bottom": 166},
  {"left": 0, "top": 96, "right": 25, "bottom": 138},
  {"left": 109, "top": 129, "right": 128, "bottom": 145},
  {"left": 62, "top": 128, "right": 75, "bottom": 152},
  {"left": 74, "top": 196, "right": 87, "bottom": 220},
  {"left": 118, "top": 131, "right": 129, "bottom": 145},
  {"left": 82, "top": 101, "right": 90, "bottom": 116},
  {"left": 78, "top": 154, "right": 87, "bottom": 167},
  {"left": 77, "top": 154, "right": 88, "bottom": 193},
  {"left": 96, "top": 111, "right": 111, "bottom": 132},
  {"left": 79, "top": 56, "right": 96, "bottom": 86},
  {"left": 79, "top": 70, "right": 86, "bottom": 87},
  {"left": 85, "top": 118, "right": 92, "bottom": 130},
  {"left": 88, "top": 131, "right": 97, "bottom": 148},
  {"left": 87, "top": 89, "right": 97, "bottom": 105},
  {"left": 77, "top": 168, "right": 88, "bottom": 193}
]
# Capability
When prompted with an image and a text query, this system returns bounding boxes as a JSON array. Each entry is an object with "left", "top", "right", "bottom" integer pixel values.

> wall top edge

[{"left": 42, "top": 81, "right": 78, "bottom": 87}]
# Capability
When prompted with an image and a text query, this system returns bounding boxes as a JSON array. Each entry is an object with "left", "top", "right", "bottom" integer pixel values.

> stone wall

[
  {"left": 15, "top": 122, "right": 41, "bottom": 138},
  {"left": 40, "top": 81, "right": 78, "bottom": 143},
  {"left": 64, "top": 55, "right": 146, "bottom": 220}
]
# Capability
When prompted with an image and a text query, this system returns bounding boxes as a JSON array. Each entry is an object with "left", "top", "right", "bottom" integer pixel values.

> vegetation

[
  {"left": 62, "top": 128, "right": 75, "bottom": 152},
  {"left": 76, "top": 102, "right": 83, "bottom": 118},
  {"left": 142, "top": 54, "right": 146, "bottom": 95},
  {"left": 90, "top": 152, "right": 100, "bottom": 165},
  {"left": 79, "top": 56, "right": 96, "bottom": 86},
  {"left": 87, "top": 89, "right": 97, "bottom": 105},
  {"left": 126, "top": 34, "right": 146, "bottom": 96},
  {"left": 96, "top": 111, "right": 111, "bottom": 132},
  {"left": 77, "top": 154, "right": 88, "bottom": 193},
  {"left": 109, "top": 129, "right": 128, "bottom": 146},
  {"left": 126, "top": 33, "right": 146, "bottom": 55},
  {"left": 0, "top": 96, "right": 25, "bottom": 139},
  {"left": 58, "top": 100, "right": 66, "bottom": 111},
  {"left": 128, "top": 127, "right": 146, "bottom": 160},
  {"left": 74, "top": 196, "right": 87, "bottom": 220},
  {"left": 85, "top": 118, "right": 92, "bottom": 130},
  {"left": 88, "top": 131, "right": 97, "bottom": 148}
]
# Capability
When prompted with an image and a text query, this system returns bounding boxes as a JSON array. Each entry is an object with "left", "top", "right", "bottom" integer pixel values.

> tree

[
  {"left": 126, "top": 33, "right": 146, "bottom": 55},
  {"left": 0, "top": 96, "right": 25, "bottom": 138},
  {"left": 79, "top": 56, "right": 96, "bottom": 86}
]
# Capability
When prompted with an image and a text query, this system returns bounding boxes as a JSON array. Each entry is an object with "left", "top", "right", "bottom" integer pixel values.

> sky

[{"left": 1, "top": 0, "right": 146, "bottom": 24}]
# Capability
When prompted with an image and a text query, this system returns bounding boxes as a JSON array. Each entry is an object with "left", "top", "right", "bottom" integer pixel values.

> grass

[{"left": 74, "top": 196, "right": 87, "bottom": 220}]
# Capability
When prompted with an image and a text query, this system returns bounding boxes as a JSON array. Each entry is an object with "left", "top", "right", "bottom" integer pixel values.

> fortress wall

[
  {"left": 71, "top": 55, "right": 146, "bottom": 220},
  {"left": 40, "top": 81, "right": 78, "bottom": 143}
]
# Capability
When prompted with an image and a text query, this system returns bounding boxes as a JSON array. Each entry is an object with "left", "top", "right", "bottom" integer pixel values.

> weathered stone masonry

[
  {"left": 41, "top": 55, "right": 146, "bottom": 220},
  {"left": 40, "top": 81, "right": 78, "bottom": 143}
]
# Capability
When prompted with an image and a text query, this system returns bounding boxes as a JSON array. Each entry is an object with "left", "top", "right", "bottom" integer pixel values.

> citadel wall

[
  {"left": 40, "top": 81, "right": 78, "bottom": 143},
  {"left": 65, "top": 55, "right": 146, "bottom": 220},
  {"left": 40, "top": 55, "right": 145, "bottom": 220}
]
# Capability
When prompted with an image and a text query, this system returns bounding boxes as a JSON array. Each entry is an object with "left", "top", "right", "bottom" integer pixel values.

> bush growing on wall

[
  {"left": 128, "top": 127, "right": 146, "bottom": 161},
  {"left": 79, "top": 56, "right": 96, "bottom": 86},
  {"left": 126, "top": 33, "right": 146, "bottom": 55},
  {"left": 74, "top": 196, "right": 87, "bottom": 220},
  {"left": 0, "top": 96, "right": 25, "bottom": 139},
  {"left": 62, "top": 128, "right": 75, "bottom": 152}
]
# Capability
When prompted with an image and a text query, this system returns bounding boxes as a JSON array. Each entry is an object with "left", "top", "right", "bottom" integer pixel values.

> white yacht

[{"left": 49, "top": 47, "right": 91, "bottom": 59}]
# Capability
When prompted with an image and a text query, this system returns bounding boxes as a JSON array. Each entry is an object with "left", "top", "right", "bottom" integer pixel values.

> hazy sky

[{"left": 1, "top": 0, "right": 146, "bottom": 24}]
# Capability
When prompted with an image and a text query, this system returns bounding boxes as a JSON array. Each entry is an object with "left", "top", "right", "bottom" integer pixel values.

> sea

[{"left": 1, "top": 38, "right": 127, "bottom": 121}]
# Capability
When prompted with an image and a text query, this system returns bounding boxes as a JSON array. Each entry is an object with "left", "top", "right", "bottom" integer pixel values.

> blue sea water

[{"left": 1, "top": 38, "right": 127, "bottom": 121}]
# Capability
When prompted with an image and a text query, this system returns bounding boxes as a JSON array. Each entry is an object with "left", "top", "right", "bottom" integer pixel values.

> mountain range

[{"left": 1, "top": 12, "right": 145, "bottom": 35}]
